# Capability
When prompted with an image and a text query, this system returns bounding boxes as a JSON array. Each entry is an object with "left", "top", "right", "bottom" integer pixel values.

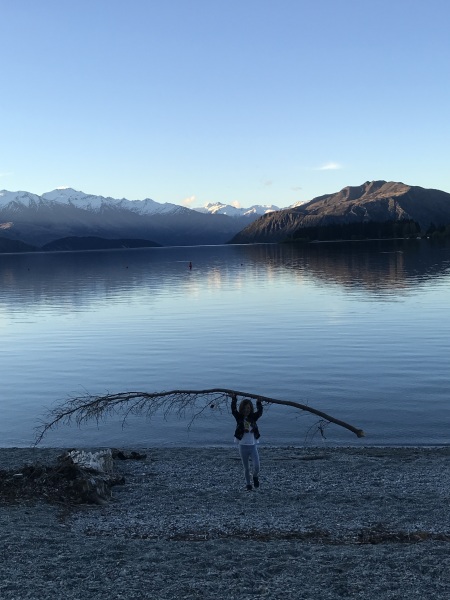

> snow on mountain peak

[
  {"left": 0, "top": 189, "right": 43, "bottom": 208},
  {"left": 194, "top": 202, "right": 280, "bottom": 218},
  {"left": 41, "top": 188, "right": 185, "bottom": 215},
  {"left": 289, "top": 199, "right": 308, "bottom": 208},
  {"left": 42, "top": 188, "right": 91, "bottom": 202}
]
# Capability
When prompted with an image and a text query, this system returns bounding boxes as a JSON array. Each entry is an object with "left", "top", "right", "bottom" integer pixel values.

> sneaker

[
  {"left": 246, "top": 484, "right": 253, "bottom": 491},
  {"left": 253, "top": 476, "right": 260, "bottom": 489}
]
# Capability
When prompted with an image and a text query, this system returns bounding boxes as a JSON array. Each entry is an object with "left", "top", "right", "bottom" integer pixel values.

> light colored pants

[{"left": 239, "top": 444, "right": 260, "bottom": 486}]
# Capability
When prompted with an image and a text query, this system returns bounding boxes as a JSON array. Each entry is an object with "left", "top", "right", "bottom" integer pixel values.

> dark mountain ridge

[{"left": 231, "top": 181, "right": 450, "bottom": 243}]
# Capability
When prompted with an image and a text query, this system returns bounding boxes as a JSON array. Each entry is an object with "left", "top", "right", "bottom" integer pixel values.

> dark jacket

[{"left": 231, "top": 396, "right": 263, "bottom": 441}]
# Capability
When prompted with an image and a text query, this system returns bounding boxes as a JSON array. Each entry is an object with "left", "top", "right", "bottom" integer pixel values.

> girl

[{"left": 231, "top": 394, "right": 263, "bottom": 491}]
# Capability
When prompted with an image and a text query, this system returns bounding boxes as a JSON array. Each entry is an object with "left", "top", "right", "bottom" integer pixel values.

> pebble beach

[{"left": 2, "top": 446, "right": 450, "bottom": 599}]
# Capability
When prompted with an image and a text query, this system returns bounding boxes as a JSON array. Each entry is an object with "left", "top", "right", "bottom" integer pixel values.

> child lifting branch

[{"left": 231, "top": 393, "right": 263, "bottom": 491}]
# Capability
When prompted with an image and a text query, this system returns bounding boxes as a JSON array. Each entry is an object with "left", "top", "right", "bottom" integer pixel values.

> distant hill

[
  {"left": 0, "top": 236, "right": 36, "bottom": 253},
  {"left": 41, "top": 237, "right": 161, "bottom": 252},
  {"left": 230, "top": 181, "right": 450, "bottom": 243}
]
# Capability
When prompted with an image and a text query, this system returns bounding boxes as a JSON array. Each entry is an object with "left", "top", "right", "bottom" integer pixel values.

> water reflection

[
  {"left": 242, "top": 240, "right": 450, "bottom": 294},
  {"left": 288, "top": 240, "right": 450, "bottom": 294},
  {"left": 1, "top": 241, "right": 450, "bottom": 314}
]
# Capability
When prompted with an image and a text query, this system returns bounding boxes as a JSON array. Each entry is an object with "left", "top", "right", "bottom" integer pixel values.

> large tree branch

[{"left": 34, "top": 388, "right": 365, "bottom": 445}]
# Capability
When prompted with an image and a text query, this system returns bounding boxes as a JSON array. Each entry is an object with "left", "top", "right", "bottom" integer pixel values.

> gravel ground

[{"left": 1, "top": 446, "right": 450, "bottom": 599}]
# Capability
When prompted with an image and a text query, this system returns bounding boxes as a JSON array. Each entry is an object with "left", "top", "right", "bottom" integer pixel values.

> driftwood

[
  {"left": 0, "top": 449, "right": 132, "bottom": 505},
  {"left": 57, "top": 449, "right": 124, "bottom": 504},
  {"left": 35, "top": 388, "right": 364, "bottom": 445}
]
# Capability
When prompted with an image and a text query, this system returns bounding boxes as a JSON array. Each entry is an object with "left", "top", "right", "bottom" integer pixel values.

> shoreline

[{"left": 2, "top": 446, "right": 450, "bottom": 599}]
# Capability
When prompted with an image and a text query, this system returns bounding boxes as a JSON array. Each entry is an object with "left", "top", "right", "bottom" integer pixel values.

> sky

[{"left": 1, "top": 0, "right": 450, "bottom": 209}]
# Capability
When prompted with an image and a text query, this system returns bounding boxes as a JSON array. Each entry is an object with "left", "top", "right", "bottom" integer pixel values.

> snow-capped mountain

[
  {"left": 41, "top": 188, "right": 185, "bottom": 215},
  {"left": 0, "top": 190, "right": 47, "bottom": 209},
  {"left": 194, "top": 202, "right": 280, "bottom": 218},
  {"left": 0, "top": 187, "right": 282, "bottom": 218},
  {"left": 289, "top": 199, "right": 308, "bottom": 208},
  {"left": 0, "top": 187, "right": 280, "bottom": 250}
]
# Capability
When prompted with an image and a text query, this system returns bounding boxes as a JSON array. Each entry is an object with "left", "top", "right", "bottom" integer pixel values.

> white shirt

[{"left": 238, "top": 431, "right": 257, "bottom": 445}]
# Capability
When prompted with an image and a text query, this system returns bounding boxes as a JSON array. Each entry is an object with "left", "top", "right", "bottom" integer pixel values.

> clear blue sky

[{"left": 2, "top": 0, "right": 450, "bottom": 208}]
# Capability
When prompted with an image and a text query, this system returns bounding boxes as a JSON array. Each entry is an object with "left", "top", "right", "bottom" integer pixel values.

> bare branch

[{"left": 34, "top": 388, "right": 365, "bottom": 445}]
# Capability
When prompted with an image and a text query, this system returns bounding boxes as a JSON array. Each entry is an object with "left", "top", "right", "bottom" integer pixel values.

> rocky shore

[{"left": 1, "top": 446, "right": 450, "bottom": 599}]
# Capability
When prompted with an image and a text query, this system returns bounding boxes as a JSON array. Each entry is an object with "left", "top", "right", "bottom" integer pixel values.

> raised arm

[
  {"left": 254, "top": 399, "right": 263, "bottom": 420},
  {"left": 231, "top": 393, "right": 239, "bottom": 419}
]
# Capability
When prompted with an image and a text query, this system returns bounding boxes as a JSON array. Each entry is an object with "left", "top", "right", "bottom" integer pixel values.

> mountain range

[
  {"left": 1, "top": 181, "right": 450, "bottom": 252},
  {"left": 231, "top": 181, "right": 450, "bottom": 243},
  {"left": 195, "top": 202, "right": 280, "bottom": 218},
  {"left": 0, "top": 188, "right": 279, "bottom": 251}
]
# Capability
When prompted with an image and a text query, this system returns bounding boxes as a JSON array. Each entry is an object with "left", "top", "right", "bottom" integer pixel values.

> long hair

[{"left": 238, "top": 399, "right": 254, "bottom": 416}]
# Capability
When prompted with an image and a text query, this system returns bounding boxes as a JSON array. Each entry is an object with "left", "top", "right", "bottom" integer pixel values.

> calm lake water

[{"left": 1, "top": 240, "right": 450, "bottom": 448}]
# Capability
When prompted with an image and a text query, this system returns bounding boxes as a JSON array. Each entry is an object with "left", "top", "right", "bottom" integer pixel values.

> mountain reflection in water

[{"left": 1, "top": 240, "right": 450, "bottom": 308}]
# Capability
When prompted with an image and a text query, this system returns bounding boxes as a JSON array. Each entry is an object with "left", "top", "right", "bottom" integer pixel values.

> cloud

[
  {"left": 316, "top": 162, "right": 343, "bottom": 171},
  {"left": 291, "top": 186, "right": 302, "bottom": 191},
  {"left": 181, "top": 195, "right": 196, "bottom": 207},
  {"left": 231, "top": 201, "right": 242, "bottom": 209},
  {"left": 0, "top": 172, "right": 13, "bottom": 178},
  {"left": 263, "top": 180, "right": 273, "bottom": 187}
]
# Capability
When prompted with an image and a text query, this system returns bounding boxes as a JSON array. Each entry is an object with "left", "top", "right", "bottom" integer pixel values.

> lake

[{"left": 1, "top": 239, "right": 450, "bottom": 448}]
